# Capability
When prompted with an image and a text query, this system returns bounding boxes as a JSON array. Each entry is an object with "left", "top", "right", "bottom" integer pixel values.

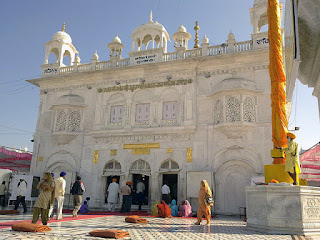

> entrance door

[
  {"left": 105, "top": 175, "right": 120, "bottom": 204},
  {"left": 132, "top": 174, "right": 149, "bottom": 205},
  {"left": 162, "top": 174, "right": 178, "bottom": 202}
]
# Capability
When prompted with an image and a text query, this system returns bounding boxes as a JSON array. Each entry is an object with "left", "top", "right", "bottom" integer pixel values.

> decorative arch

[
  {"left": 133, "top": 89, "right": 153, "bottom": 102},
  {"left": 159, "top": 159, "right": 179, "bottom": 171},
  {"left": 48, "top": 49, "right": 59, "bottom": 63},
  {"left": 62, "top": 50, "right": 72, "bottom": 65},
  {"left": 129, "top": 159, "right": 151, "bottom": 175},
  {"left": 108, "top": 92, "right": 126, "bottom": 105},
  {"left": 103, "top": 160, "right": 121, "bottom": 176},
  {"left": 215, "top": 160, "right": 255, "bottom": 214},
  {"left": 159, "top": 88, "right": 180, "bottom": 101},
  {"left": 45, "top": 150, "right": 78, "bottom": 172},
  {"left": 212, "top": 146, "right": 261, "bottom": 173}
]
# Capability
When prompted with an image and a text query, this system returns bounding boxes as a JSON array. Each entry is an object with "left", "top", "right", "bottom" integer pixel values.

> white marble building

[{"left": 28, "top": 1, "right": 274, "bottom": 214}]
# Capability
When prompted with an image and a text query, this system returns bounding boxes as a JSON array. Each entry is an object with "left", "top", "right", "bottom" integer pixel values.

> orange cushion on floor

[
  {"left": 89, "top": 229, "right": 130, "bottom": 239},
  {"left": 125, "top": 215, "right": 148, "bottom": 223},
  {"left": 12, "top": 222, "right": 52, "bottom": 232}
]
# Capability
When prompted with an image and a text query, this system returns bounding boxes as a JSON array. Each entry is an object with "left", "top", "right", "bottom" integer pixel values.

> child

[{"left": 79, "top": 201, "right": 89, "bottom": 214}]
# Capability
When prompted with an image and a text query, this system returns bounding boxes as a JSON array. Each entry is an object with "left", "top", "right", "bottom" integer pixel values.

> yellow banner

[
  {"left": 187, "top": 147, "right": 192, "bottom": 162},
  {"left": 123, "top": 143, "right": 160, "bottom": 149},
  {"left": 93, "top": 150, "right": 99, "bottom": 163}
]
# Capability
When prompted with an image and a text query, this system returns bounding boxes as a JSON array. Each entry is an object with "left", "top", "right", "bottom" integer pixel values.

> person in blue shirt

[{"left": 79, "top": 201, "right": 89, "bottom": 214}]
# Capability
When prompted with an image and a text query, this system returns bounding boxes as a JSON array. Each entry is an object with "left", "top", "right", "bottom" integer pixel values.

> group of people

[
  {"left": 11, "top": 172, "right": 87, "bottom": 225},
  {"left": 153, "top": 180, "right": 213, "bottom": 225},
  {"left": 106, "top": 178, "right": 146, "bottom": 213}
]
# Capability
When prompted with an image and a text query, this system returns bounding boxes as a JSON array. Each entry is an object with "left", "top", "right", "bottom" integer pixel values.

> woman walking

[
  {"left": 195, "top": 180, "right": 213, "bottom": 225},
  {"left": 32, "top": 172, "right": 55, "bottom": 225}
]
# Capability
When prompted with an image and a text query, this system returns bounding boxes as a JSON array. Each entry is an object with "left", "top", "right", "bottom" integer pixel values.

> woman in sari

[
  {"left": 157, "top": 200, "right": 172, "bottom": 218},
  {"left": 32, "top": 172, "right": 55, "bottom": 225},
  {"left": 151, "top": 200, "right": 159, "bottom": 216},
  {"left": 195, "top": 180, "right": 213, "bottom": 225},
  {"left": 178, "top": 200, "right": 192, "bottom": 217},
  {"left": 169, "top": 199, "right": 178, "bottom": 217}
]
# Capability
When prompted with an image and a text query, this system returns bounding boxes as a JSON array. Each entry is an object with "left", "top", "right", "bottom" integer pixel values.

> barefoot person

[
  {"left": 49, "top": 172, "right": 66, "bottom": 219},
  {"left": 32, "top": 172, "right": 55, "bottom": 225},
  {"left": 195, "top": 180, "right": 213, "bottom": 225}
]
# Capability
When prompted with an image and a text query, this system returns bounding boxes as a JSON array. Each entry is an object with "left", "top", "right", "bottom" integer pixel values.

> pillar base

[{"left": 246, "top": 186, "right": 320, "bottom": 235}]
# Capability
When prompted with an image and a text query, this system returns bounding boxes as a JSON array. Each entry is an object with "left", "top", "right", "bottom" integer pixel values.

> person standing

[
  {"left": 71, "top": 176, "right": 85, "bottom": 217},
  {"left": 0, "top": 181, "right": 7, "bottom": 207},
  {"left": 195, "top": 180, "right": 213, "bottom": 225},
  {"left": 107, "top": 178, "right": 119, "bottom": 212},
  {"left": 284, "top": 132, "right": 301, "bottom": 185},
  {"left": 32, "top": 172, "right": 55, "bottom": 225},
  {"left": 161, "top": 181, "right": 170, "bottom": 204},
  {"left": 120, "top": 181, "right": 132, "bottom": 213},
  {"left": 49, "top": 172, "right": 66, "bottom": 219},
  {"left": 136, "top": 180, "right": 145, "bottom": 210},
  {"left": 14, "top": 178, "right": 28, "bottom": 213}
]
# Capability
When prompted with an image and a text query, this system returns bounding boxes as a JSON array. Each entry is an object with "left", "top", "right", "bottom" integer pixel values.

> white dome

[
  {"left": 202, "top": 34, "right": 209, "bottom": 44},
  {"left": 177, "top": 24, "right": 187, "bottom": 33},
  {"left": 52, "top": 31, "right": 72, "bottom": 43},
  {"left": 112, "top": 35, "right": 122, "bottom": 44},
  {"left": 92, "top": 51, "right": 99, "bottom": 60}
]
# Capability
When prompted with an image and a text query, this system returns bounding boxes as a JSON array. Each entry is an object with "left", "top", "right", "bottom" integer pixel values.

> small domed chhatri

[
  {"left": 172, "top": 23, "right": 191, "bottom": 49},
  {"left": 131, "top": 11, "right": 170, "bottom": 52},
  {"left": 43, "top": 23, "right": 78, "bottom": 65}
]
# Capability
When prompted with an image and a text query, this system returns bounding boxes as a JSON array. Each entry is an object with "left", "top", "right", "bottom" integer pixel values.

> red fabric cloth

[
  {"left": 89, "top": 229, "right": 130, "bottom": 238},
  {"left": 300, "top": 144, "right": 320, "bottom": 181},
  {"left": 157, "top": 200, "right": 172, "bottom": 218}
]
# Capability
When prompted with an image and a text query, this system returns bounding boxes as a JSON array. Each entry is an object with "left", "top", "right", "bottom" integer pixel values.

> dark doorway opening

[
  {"left": 105, "top": 175, "right": 120, "bottom": 204},
  {"left": 132, "top": 174, "right": 149, "bottom": 205},
  {"left": 162, "top": 174, "right": 178, "bottom": 203}
]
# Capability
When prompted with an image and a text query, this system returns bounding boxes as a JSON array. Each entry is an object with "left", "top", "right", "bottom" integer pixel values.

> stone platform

[{"left": 246, "top": 185, "right": 320, "bottom": 235}]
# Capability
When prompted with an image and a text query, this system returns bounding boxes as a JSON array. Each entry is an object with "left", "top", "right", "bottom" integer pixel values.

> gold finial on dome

[
  {"left": 149, "top": 10, "right": 153, "bottom": 22},
  {"left": 194, "top": 21, "right": 200, "bottom": 48},
  {"left": 62, "top": 22, "right": 66, "bottom": 32}
]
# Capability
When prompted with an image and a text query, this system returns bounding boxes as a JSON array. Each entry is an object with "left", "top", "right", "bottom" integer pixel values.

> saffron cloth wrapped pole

[{"left": 264, "top": 0, "right": 294, "bottom": 184}]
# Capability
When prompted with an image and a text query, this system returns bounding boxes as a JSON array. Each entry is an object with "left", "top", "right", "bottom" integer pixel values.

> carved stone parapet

[
  {"left": 53, "top": 131, "right": 78, "bottom": 145},
  {"left": 246, "top": 185, "right": 320, "bottom": 235}
]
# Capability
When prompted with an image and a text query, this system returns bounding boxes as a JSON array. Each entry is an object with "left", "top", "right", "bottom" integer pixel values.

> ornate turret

[
  {"left": 130, "top": 11, "right": 170, "bottom": 52},
  {"left": 107, "top": 34, "right": 124, "bottom": 60},
  {"left": 43, "top": 23, "right": 78, "bottom": 66},
  {"left": 172, "top": 24, "right": 192, "bottom": 50}
]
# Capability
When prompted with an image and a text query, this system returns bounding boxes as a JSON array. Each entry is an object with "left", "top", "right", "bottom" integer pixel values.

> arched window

[
  {"left": 243, "top": 97, "right": 256, "bottom": 122},
  {"left": 160, "top": 159, "right": 179, "bottom": 171},
  {"left": 130, "top": 159, "right": 151, "bottom": 175},
  {"left": 226, "top": 97, "right": 240, "bottom": 122},
  {"left": 214, "top": 100, "right": 223, "bottom": 124},
  {"left": 103, "top": 160, "right": 121, "bottom": 175}
]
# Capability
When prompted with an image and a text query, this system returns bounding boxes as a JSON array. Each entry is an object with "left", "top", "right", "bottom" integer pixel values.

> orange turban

[
  {"left": 112, "top": 178, "right": 117, "bottom": 182},
  {"left": 287, "top": 132, "right": 296, "bottom": 139},
  {"left": 126, "top": 181, "right": 132, "bottom": 185}
]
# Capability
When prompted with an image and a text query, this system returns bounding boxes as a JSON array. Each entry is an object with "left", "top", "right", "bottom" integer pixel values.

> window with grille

[
  {"left": 136, "top": 104, "right": 150, "bottom": 122},
  {"left": 110, "top": 105, "right": 124, "bottom": 123},
  {"left": 163, "top": 101, "right": 179, "bottom": 120}
]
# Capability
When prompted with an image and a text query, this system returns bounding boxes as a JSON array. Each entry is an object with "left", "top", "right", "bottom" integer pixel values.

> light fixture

[
  {"left": 166, "top": 75, "right": 172, "bottom": 80},
  {"left": 140, "top": 78, "right": 146, "bottom": 83},
  {"left": 43, "top": 90, "right": 48, "bottom": 94},
  {"left": 87, "top": 85, "right": 92, "bottom": 89},
  {"left": 205, "top": 72, "right": 211, "bottom": 78},
  {"left": 115, "top": 81, "right": 120, "bottom": 85}
]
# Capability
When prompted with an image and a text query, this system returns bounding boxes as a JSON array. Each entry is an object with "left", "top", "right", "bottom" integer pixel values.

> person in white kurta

[
  {"left": 107, "top": 178, "right": 119, "bottom": 212},
  {"left": 48, "top": 172, "right": 66, "bottom": 219}
]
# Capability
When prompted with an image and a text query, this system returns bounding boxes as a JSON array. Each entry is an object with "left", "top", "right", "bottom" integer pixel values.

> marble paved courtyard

[{"left": 0, "top": 213, "right": 315, "bottom": 240}]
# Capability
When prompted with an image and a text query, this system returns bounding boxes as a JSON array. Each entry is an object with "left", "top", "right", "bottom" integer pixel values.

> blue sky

[{"left": 0, "top": 0, "right": 318, "bottom": 152}]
